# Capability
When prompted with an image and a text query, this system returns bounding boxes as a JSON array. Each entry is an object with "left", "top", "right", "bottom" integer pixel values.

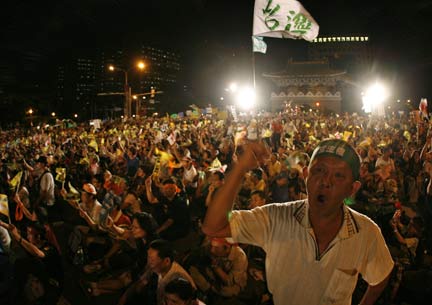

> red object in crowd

[{"left": 394, "top": 201, "right": 402, "bottom": 210}]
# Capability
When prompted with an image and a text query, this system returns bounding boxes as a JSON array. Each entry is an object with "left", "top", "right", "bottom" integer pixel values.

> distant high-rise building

[
  {"left": 138, "top": 45, "right": 181, "bottom": 91},
  {"left": 56, "top": 56, "right": 96, "bottom": 118},
  {"left": 56, "top": 66, "right": 65, "bottom": 105},
  {"left": 95, "top": 46, "right": 182, "bottom": 117},
  {"left": 97, "top": 49, "right": 126, "bottom": 94},
  {"left": 56, "top": 46, "right": 182, "bottom": 119},
  {"left": 0, "top": 62, "right": 13, "bottom": 96}
]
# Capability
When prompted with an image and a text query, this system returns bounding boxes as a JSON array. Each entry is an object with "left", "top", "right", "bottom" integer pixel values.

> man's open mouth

[{"left": 317, "top": 194, "right": 326, "bottom": 203}]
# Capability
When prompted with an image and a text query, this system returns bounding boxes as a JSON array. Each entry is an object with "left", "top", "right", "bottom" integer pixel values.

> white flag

[
  {"left": 419, "top": 98, "right": 429, "bottom": 120},
  {"left": 253, "top": 0, "right": 319, "bottom": 42},
  {"left": 252, "top": 36, "right": 267, "bottom": 53}
]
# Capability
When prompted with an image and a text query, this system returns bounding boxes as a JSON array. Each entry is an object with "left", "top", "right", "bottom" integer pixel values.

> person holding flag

[
  {"left": 0, "top": 207, "right": 13, "bottom": 305},
  {"left": 24, "top": 156, "right": 57, "bottom": 221},
  {"left": 419, "top": 98, "right": 429, "bottom": 121}
]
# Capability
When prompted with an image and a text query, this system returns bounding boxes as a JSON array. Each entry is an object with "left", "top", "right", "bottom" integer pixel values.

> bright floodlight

[
  {"left": 362, "top": 83, "right": 388, "bottom": 114},
  {"left": 229, "top": 83, "right": 238, "bottom": 93},
  {"left": 235, "top": 86, "right": 256, "bottom": 110}
]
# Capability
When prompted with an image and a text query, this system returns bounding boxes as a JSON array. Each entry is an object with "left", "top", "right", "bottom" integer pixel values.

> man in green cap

[{"left": 202, "top": 139, "right": 394, "bottom": 305}]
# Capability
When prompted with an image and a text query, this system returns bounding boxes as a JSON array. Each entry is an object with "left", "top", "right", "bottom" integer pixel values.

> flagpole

[{"left": 252, "top": 51, "right": 256, "bottom": 89}]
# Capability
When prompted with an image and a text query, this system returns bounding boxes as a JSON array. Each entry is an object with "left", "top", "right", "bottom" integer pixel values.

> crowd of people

[{"left": 0, "top": 106, "right": 431, "bottom": 305}]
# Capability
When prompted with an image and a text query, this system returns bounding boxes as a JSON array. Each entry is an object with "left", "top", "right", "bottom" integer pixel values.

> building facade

[
  {"left": 263, "top": 59, "right": 346, "bottom": 113},
  {"left": 308, "top": 35, "right": 373, "bottom": 75}
]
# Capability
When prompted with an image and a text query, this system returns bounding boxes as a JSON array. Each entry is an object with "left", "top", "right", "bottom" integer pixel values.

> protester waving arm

[{"left": 202, "top": 142, "right": 269, "bottom": 237}]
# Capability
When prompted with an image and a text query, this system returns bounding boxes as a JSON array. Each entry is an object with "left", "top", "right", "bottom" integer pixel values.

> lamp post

[
  {"left": 108, "top": 61, "right": 145, "bottom": 118},
  {"left": 27, "top": 108, "right": 34, "bottom": 127}
]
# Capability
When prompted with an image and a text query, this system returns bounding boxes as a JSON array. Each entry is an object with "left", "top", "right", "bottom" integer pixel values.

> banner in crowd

[
  {"left": 217, "top": 111, "right": 228, "bottom": 120},
  {"left": 55, "top": 168, "right": 66, "bottom": 182},
  {"left": 253, "top": 0, "right": 319, "bottom": 42},
  {"left": 88, "top": 138, "right": 99, "bottom": 152},
  {"left": 0, "top": 194, "right": 9, "bottom": 218},
  {"left": 8, "top": 171, "right": 23, "bottom": 192}
]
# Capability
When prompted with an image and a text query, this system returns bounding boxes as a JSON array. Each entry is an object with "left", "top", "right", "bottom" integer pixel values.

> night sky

[{"left": 1, "top": 0, "right": 432, "bottom": 114}]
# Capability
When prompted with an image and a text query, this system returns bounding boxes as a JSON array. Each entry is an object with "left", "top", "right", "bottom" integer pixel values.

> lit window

[
  {"left": 342, "top": 37, "right": 346, "bottom": 41},
  {"left": 360, "top": 37, "right": 364, "bottom": 41},
  {"left": 337, "top": 37, "right": 341, "bottom": 41},
  {"left": 365, "top": 37, "right": 369, "bottom": 41}
]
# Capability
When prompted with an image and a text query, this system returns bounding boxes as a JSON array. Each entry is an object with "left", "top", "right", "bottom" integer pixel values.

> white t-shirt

[
  {"left": 183, "top": 165, "right": 198, "bottom": 188},
  {"left": 83, "top": 200, "right": 103, "bottom": 225},
  {"left": 230, "top": 200, "right": 394, "bottom": 305},
  {"left": 156, "top": 261, "right": 196, "bottom": 305},
  {"left": 375, "top": 157, "right": 395, "bottom": 171},
  {"left": 0, "top": 226, "right": 11, "bottom": 253},
  {"left": 39, "top": 171, "right": 55, "bottom": 206}
]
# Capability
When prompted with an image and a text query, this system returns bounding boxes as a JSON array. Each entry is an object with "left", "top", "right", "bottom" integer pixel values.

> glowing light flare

[
  {"left": 229, "top": 83, "right": 238, "bottom": 93},
  {"left": 235, "top": 86, "right": 256, "bottom": 111},
  {"left": 362, "top": 83, "right": 388, "bottom": 114},
  {"left": 137, "top": 61, "right": 145, "bottom": 70}
]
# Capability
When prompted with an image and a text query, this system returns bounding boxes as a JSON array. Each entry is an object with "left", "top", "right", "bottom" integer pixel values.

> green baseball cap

[{"left": 310, "top": 139, "right": 361, "bottom": 180}]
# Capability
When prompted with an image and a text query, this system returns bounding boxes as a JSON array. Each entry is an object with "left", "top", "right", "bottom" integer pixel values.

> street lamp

[
  {"left": 108, "top": 61, "right": 146, "bottom": 118},
  {"left": 137, "top": 61, "right": 145, "bottom": 70},
  {"left": 27, "top": 108, "right": 34, "bottom": 126}
]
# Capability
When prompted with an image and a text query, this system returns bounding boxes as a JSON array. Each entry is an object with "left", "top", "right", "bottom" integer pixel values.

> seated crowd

[{"left": 0, "top": 108, "right": 432, "bottom": 305}]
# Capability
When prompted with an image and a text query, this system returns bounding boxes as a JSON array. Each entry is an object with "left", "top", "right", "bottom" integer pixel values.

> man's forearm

[
  {"left": 202, "top": 142, "right": 268, "bottom": 237},
  {"left": 157, "top": 219, "right": 174, "bottom": 234},
  {"left": 202, "top": 163, "right": 246, "bottom": 237},
  {"left": 359, "top": 274, "right": 390, "bottom": 305}
]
